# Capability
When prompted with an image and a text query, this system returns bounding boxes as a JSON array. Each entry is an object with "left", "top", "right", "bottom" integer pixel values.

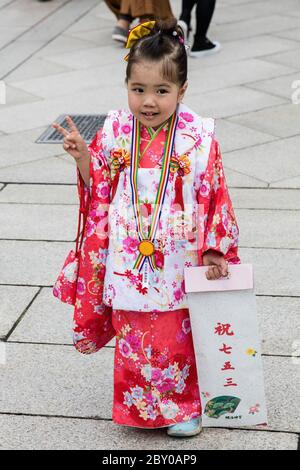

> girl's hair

[{"left": 125, "top": 18, "right": 187, "bottom": 87}]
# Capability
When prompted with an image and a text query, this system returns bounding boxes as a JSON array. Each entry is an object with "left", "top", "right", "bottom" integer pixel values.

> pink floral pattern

[
  {"left": 112, "top": 308, "right": 201, "bottom": 428},
  {"left": 197, "top": 140, "right": 240, "bottom": 263}
]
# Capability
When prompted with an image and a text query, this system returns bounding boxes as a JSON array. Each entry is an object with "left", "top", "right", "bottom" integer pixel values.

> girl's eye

[
  {"left": 133, "top": 88, "right": 143, "bottom": 93},
  {"left": 157, "top": 89, "right": 168, "bottom": 95}
]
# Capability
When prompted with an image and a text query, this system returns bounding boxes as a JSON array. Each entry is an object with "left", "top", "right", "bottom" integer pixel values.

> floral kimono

[{"left": 67, "top": 103, "right": 240, "bottom": 428}]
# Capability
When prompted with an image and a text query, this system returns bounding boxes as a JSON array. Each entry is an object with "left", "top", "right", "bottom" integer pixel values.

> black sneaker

[{"left": 189, "top": 37, "right": 221, "bottom": 58}]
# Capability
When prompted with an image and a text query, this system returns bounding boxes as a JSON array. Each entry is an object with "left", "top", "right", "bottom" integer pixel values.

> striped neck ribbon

[{"left": 130, "top": 111, "right": 178, "bottom": 273}]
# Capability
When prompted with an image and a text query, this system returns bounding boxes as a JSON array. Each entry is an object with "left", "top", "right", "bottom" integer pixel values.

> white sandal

[{"left": 167, "top": 417, "right": 203, "bottom": 437}]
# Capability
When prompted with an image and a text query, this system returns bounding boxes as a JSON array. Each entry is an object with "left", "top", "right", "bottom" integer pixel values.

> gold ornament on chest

[{"left": 138, "top": 240, "right": 155, "bottom": 256}]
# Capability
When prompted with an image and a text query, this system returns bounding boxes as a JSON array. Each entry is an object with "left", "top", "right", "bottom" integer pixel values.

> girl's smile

[{"left": 141, "top": 111, "right": 159, "bottom": 121}]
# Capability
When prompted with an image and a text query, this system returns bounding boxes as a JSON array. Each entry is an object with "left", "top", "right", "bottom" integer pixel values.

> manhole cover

[{"left": 36, "top": 114, "right": 107, "bottom": 144}]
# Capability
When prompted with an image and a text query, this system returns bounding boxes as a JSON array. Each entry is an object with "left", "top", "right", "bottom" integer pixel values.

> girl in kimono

[{"left": 52, "top": 19, "right": 240, "bottom": 438}]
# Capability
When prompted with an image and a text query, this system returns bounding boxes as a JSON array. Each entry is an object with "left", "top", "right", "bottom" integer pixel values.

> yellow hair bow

[{"left": 124, "top": 20, "right": 156, "bottom": 61}]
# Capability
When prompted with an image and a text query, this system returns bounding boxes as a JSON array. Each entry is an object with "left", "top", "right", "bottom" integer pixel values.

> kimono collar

[
  {"left": 146, "top": 120, "right": 169, "bottom": 137},
  {"left": 175, "top": 103, "right": 211, "bottom": 156},
  {"left": 139, "top": 103, "right": 214, "bottom": 156},
  {"left": 107, "top": 104, "right": 214, "bottom": 157}
]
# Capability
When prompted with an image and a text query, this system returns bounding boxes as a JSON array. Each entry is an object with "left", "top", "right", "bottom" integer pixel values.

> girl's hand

[
  {"left": 202, "top": 249, "right": 229, "bottom": 280},
  {"left": 52, "top": 116, "right": 90, "bottom": 161}
]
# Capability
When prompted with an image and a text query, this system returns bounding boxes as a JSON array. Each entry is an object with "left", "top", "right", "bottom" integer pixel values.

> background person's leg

[
  {"left": 112, "top": 0, "right": 132, "bottom": 43},
  {"left": 194, "top": 0, "right": 216, "bottom": 42},
  {"left": 190, "top": 0, "right": 220, "bottom": 57},
  {"left": 179, "top": 0, "right": 197, "bottom": 28}
]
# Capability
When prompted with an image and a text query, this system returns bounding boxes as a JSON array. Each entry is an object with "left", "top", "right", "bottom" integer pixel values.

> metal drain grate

[{"left": 36, "top": 114, "right": 107, "bottom": 144}]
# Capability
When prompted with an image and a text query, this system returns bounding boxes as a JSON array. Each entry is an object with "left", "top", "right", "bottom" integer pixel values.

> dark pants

[{"left": 180, "top": 0, "right": 216, "bottom": 41}]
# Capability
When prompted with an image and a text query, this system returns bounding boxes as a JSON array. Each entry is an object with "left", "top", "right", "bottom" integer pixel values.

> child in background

[{"left": 52, "top": 19, "right": 239, "bottom": 438}]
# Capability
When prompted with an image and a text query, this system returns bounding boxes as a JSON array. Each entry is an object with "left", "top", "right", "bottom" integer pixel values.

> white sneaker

[{"left": 112, "top": 26, "right": 128, "bottom": 44}]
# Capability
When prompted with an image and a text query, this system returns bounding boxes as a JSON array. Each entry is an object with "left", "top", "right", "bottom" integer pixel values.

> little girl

[{"left": 53, "top": 19, "right": 240, "bottom": 438}]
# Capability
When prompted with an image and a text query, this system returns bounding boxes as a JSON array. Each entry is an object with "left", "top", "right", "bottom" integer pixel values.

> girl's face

[{"left": 127, "top": 60, "right": 187, "bottom": 130}]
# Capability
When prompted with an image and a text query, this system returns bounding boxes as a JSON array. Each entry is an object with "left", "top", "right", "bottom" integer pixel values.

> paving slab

[
  {"left": 8, "top": 287, "right": 75, "bottom": 346},
  {"left": 187, "top": 59, "right": 294, "bottom": 93},
  {"left": 185, "top": 86, "right": 286, "bottom": 119},
  {"left": 0, "top": 344, "right": 298, "bottom": 433},
  {"left": 0, "top": 25, "right": 28, "bottom": 50},
  {"left": 0, "top": 0, "right": 18, "bottom": 6},
  {"left": 0, "top": 156, "right": 76, "bottom": 184},
  {"left": 0, "top": 343, "right": 114, "bottom": 419},
  {"left": 8, "top": 287, "right": 116, "bottom": 349},
  {"left": 271, "top": 176, "right": 300, "bottom": 189},
  {"left": 65, "top": 25, "right": 115, "bottom": 49},
  {"left": 223, "top": 136, "right": 300, "bottom": 183},
  {"left": 230, "top": 188, "right": 300, "bottom": 210},
  {"left": 246, "top": 72, "right": 300, "bottom": 100},
  {"left": 43, "top": 44, "right": 126, "bottom": 71},
  {"left": 187, "top": 35, "right": 300, "bottom": 69},
  {"left": 263, "top": 48, "right": 300, "bottom": 69},
  {"left": 274, "top": 28, "right": 300, "bottom": 42},
  {"left": 0, "top": 415, "right": 297, "bottom": 450},
  {"left": 16, "top": 34, "right": 98, "bottom": 63},
  {"left": 257, "top": 296, "right": 300, "bottom": 357},
  {"left": 263, "top": 356, "right": 300, "bottom": 433},
  {"left": 0, "top": 0, "right": 100, "bottom": 78},
  {"left": 63, "top": 12, "right": 114, "bottom": 36},
  {"left": 215, "top": 0, "right": 300, "bottom": 23},
  {"left": 239, "top": 247, "right": 300, "bottom": 297},
  {"left": 222, "top": 167, "right": 269, "bottom": 188},
  {"left": 0, "top": 203, "right": 78, "bottom": 240},
  {"left": 263, "top": 0, "right": 300, "bottom": 14},
  {"left": 5, "top": 56, "right": 79, "bottom": 83},
  {"left": 229, "top": 103, "right": 300, "bottom": 138},
  {"left": 0, "top": 39, "right": 46, "bottom": 79},
  {"left": 0, "top": 0, "right": 66, "bottom": 28},
  {"left": 0, "top": 128, "right": 68, "bottom": 168},
  {"left": 216, "top": 119, "right": 276, "bottom": 153},
  {"left": 10, "top": 63, "right": 127, "bottom": 99},
  {"left": 0, "top": 285, "right": 40, "bottom": 340},
  {"left": 0, "top": 240, "right": 74, "bottom": 286},
  {"left": 0, "top": 184, "right": 79, "bottom": 205},
  {"left": 3, "top": 84, "right": 42, "bottom": 107},
  {"left": 237, "top": 208, "right": 300, "bottom": 249},
  {"left": 209, "top": 14, "right": 300, "bottom": 43},
  {"left": 220, "top": 0, "right": 256, "bottom": 4}
]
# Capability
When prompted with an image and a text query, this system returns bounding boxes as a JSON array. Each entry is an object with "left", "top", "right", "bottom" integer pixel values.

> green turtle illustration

[{"left": 204, "top": 396, "right": 241, "bottom": 419}]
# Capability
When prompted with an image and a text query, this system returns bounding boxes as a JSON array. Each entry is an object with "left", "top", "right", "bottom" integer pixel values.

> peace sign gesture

[{"left": 52, "top": 116, "right": 90, "bottom": 161}]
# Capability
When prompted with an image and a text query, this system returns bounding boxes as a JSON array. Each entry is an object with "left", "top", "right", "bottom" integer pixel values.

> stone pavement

[{"left": 0, "top": 0, "right": 299, "bottom": 450}]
